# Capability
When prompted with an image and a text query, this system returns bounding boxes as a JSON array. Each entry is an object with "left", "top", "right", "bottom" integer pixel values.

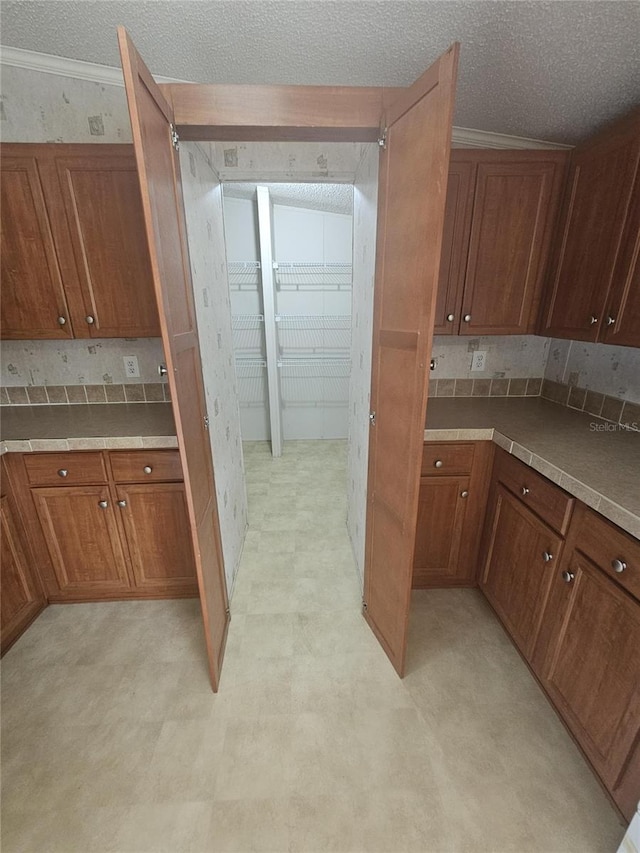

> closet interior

[{"left": 223, "top": 182, "right": 355, "bottom": 453}]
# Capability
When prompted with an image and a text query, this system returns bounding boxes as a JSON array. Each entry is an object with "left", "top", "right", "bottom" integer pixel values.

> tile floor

[{"left": 1, "top": 440, "right": 626, "bottom": 852}]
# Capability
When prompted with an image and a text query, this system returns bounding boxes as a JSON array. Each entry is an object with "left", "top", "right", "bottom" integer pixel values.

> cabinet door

[
  {"left": 541, "top": 551, "right": 640, "bottom": 790},
  {"left": 602, "top": 169, "right": 640, "bottom": 347},
  {"left": 32, "top": 486, "right": 131, "bottom": 596},
  {"left": 542, "top": 115, "right": 640, "bottom": 341},
  {"left": 0, "top": 154, "right": 73, "bottom": 339},
  {"left": 1, "top": 495, "right": 46, "bottom": 653},
  {"left": 52, "top": 151, "right": 160, "bottom": 338},
  {"left": 413, "top": 475, "right": 470, "bottom": 587},
  {"left": 433, "top": 160, "right": 475, "bottom": 334},
  {"left": 480, "top": 484, "right": 562, "bottom": 661},
  {"left": 115, "top": 483, "right": 198, "bottom": 593},
  {"left": 461, "top": 160, "right": 564, "bottom": 335}
]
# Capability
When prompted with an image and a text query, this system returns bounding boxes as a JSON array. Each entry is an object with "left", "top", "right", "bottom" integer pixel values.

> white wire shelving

[{"left": 274, "top": 262, "right": 352, "bottom": 291}]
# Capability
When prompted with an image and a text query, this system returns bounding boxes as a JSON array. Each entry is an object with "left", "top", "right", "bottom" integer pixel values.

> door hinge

[
  {"left": 378, "top": 128, "right": 387, "bottom": 149},
  {"left": 170, "top": 123, "right": 180, "bottom": 151},
  {"left": 362, "top": 600, "right": 368, "bottom": 611},
  {"left": 369, "top": 411, "right": 376, "bottom": 427},
  {"left": 204, "top": 415, "right": 210, "bottom": 429}
]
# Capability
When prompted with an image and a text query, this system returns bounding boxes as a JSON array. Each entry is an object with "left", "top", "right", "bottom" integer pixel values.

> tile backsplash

[
  {"left": 431, "top": 335, "right": 550, "bottom": 381},
  {"left": 1, "top": 338, "right": 165, "bottom": 388},
  {"left": 1, "top": 382, "right": 170, "bottom": 406},
  {"left": 545, "top": 338, "right": 640, "bottom": 405}
]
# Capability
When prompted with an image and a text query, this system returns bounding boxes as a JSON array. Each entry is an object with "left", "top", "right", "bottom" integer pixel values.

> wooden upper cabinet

[
  {"left": 601, "top": 165, "right": 640, "bottom": 347},
  {"left": 433, "top": 150, "right": 567, "bottom": 337},
  {"left": 51, "top": 151, "right": 160, "bottom": 338},
  {"left": 0, "top": 154, "right": 73, "bottom": 339},
  {"left": 460, "top": 156, "right": 566, "bottom": 335},
  {"left": 541, "top": 109, "right": 640, "bottom": 342},
  {"left": 433, "top": 158, "right": 475, "bottom": 334},
  {"left": 1, "top": 144, "right": 159, "bottom": 340}
]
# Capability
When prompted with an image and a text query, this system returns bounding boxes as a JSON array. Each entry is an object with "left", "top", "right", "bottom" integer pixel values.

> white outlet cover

[
  {"left": 471, "top": 351, "right": 487, "bottom": 372},
  {"left": 123, "top": 355, "right": 140, "bottom": 378}
]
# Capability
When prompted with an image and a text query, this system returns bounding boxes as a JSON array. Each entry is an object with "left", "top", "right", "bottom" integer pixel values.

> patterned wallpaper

[
  {"left": 545, "top": 338, "right": 640, "bottom": 405},
  {"left": 0, "top": 64, "right": 132, "bottom": 143},
  {"left": 179, "top": 141, "right": 248, "bottom": 595},
  {"left": 346, "top": 144, "right": 378, "bottom": 587}
]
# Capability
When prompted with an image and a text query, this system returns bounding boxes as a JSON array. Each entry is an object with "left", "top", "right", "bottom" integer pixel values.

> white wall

[
  {"left": 347, "top": 144, "right": 379, "bottom": 585},
  {"left": 179, "top": 142, "right": 248, "bottom": 594}
]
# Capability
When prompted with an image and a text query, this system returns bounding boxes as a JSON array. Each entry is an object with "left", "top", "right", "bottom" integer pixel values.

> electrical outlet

[
  {"left": 123, "top": 356, "right": 140, "bottom": 378},
  {"left": 471, "top": 351, "right": 487, "bottom": 372}
]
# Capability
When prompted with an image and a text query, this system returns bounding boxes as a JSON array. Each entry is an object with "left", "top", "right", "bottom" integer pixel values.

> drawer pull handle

[
  {"left": 117, "top": 500, "right": 127, "bottom": 508},
  {"left": 463, "top": 314, "right": 471, "bottom": 323},
  {"left": 589, "top": 315, "right": 598, "bottom": 325},
  {"left": 57, "top": 468, "right": 69, "bottom": 478},
  {"left": 434, "top": 460, "right": 444, "bottom": 469},
  {"left": 606, "top": 316, "right": 616, "bottom": 326},
  {"left": 460, "top": 490, "right": 469, "bottom": 498},
  {"left": 57, "top": 316, "right": 67, "bottom": 326},
  {"left": 562, "top": 570, "right": 575, "bottom": 584},
  {"left": 98, "top": 500, "right": 109, "bottom": 509},
  {"left": 143, "top": 466, "right": 153, "bottom": 474},
  {"left": 612, "top": 558, "right": 627, "bottom": 574},
  {"left": 542, "top": 551, "right": 553, "bottom": 562},
  {"left": 86, "top": 315, "right": 95, "bottom": 325},
  {"left": 521, "top": 486, "right": 530, "bottom": 496},
  {"left": 446, "top": 313, "right": 455, "bottom": 322}
]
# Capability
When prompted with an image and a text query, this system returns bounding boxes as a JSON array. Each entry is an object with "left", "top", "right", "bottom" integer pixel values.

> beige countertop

[
  {"left": 0, "top": 403, "right": 177, "bottom": 453},
  {"left": 425, "top": 397, "right": 640, "bottom": 540},
  {"left": 1, "top": 397, "right": 637, "bottom": 540}
]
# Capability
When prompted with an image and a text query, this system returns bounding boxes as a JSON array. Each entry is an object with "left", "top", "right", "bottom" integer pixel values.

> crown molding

[
  {"left": 0, "top": 45, "right": 572, "bottom": 149},
  {"left": 451, "top": 126, "right": 572, "bottom": 150},
  {"left": 0, "top": 44, "right": 186, "bottom": 86}
]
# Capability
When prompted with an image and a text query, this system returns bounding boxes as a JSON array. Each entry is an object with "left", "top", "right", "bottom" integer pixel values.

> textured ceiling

[
  {"left": 223, "top": 182, "right": 354, "bottom": 215},
  {"left": 2, "top": 1, "right": 639, "bottom": 143}
]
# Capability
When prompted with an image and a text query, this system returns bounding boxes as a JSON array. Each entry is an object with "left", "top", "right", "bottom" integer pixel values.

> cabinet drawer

[
  {"left": 24, "top": 452, "right": 107, "bottom": 486},
  {"left": 495, "top": 450, "right": 574, "bottom": 535},
  {"left": 574, "top": 507, "right": 640, "bottom": 603},
  {"left": 109, "top": 450, "right": 183, "bottom": 483},
  {"left": 422, "top": 442, "right": 475, "bottom": 476}
]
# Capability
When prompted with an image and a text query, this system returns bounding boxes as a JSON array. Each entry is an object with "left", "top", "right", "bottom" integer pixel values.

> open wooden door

[
  {"left": 364, "top": 44, "right": 459, "bottom": 676},
  {"left": 118, "top": 28, "right": 229, "bottom": 691}
]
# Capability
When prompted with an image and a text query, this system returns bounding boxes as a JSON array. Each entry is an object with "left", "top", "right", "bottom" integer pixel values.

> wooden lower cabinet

[
  {"left": 32, "top": 486, "right": 132, "bottom": 595},
  {"left": 0, "top": 493, "right": 46, "bottom": 653},
  {"left": 115, "top": 482, "right": 197, "bottom": 593},
  {"left": 540, "top": 549, "right": 640, "bottom": 794},
  {"left": 480, "top": 483, "right": 562, "bottom": 662},
  {"left": 413, "top": 441, "right": 493, "bottom": 588}
]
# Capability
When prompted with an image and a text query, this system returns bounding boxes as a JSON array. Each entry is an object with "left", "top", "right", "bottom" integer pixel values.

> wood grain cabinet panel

[
  {"left": 541, "top": 550, "right": 640, "bottom": 792},
  {"left": 433, "top": 158, "right": 475, "bottom": 334},
  {"left": 115, "top": 483, "right": 197, "bottom": 593},
  {"left": 480, "top": 483, "right": 562, "bottom": 663},
  {"left": 52, "top": 152, "right": 160, "bottom": 338},
  {"left": 0, "top": 154, "right": 73, "bottom": 339},
  {"left": 460, "top": 160, "right": 565, "bottom": 335},
  {"left": 413, "top": 475, "right": 471, "bottom": 587},
  {"left": 541, "top": 109, "right": 640, "bottom": 342},
  {"left": 32, "top": 486, "right": 132, "bottom": 595},
  {"left": 0, "top": 494, "right": 46, "bottom": 654}
]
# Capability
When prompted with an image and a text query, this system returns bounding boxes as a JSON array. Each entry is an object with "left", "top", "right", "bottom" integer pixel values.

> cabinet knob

[
  {"left": 98, "top": 500, "right": 109, "bottom": 509},
  {"left": 562, "top": 570, "right": 575, "bottom": 584},
  {"left": 463, "top": 314, "right": 471, "bottom": 323},
  {"left": 611, "top": 558, "right": 627, "bottom": 574},
  {"left": 57, "top": 316, "right": 67, "bottom": 326},
  {"left": 446, "top": 313, "right": 455, "bottom": 322},
  {"left": 57, "top": 468, "right": 68, "bottom": 478},
  {"left": 521, "top": 486, "right": 530, "bottom": 496},
  {"left": 158, "top": 364, "right": 168, "bottom": 377},
  {"left": 434, "top": 460, "right": 444, "bottom": 469},
  {"left": 86, "top": 315, "right": 95, "bottom": 325},
  {"left": 143, "top": 466, "right": 153, "bottom": 474},
  {"left": 117, "top": 500, "right": 127, "bottom": 508},
  {"left": 542, "top": 551, "right": 554, "bottom": 562},
  {"left": 460, "top": 490, "right": 469, "bottom": 498},
  {"left": 589, "top": 315, "right": 598, "bottom": 325},
  {"left": 606, "top": 316, "right": 616, "bottom": 326}
]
